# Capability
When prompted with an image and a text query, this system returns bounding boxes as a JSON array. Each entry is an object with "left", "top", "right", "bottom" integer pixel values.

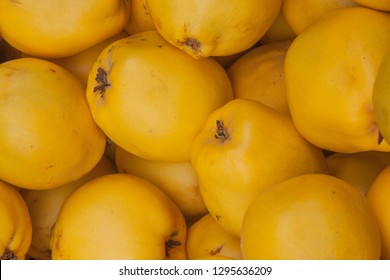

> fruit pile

[{"left": 1, "top": 0, "right": 390, "bottom": 260}]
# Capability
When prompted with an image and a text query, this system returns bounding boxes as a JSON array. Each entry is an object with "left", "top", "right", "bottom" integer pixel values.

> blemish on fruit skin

[
  {"left": 3, "top": 69, "right": 15, "bottom": 78},
  {"left": 142, "top": 1, "right": 149, "bottom": 15},
  {"left": 209, "top": 245, "right": 223, "bottom": 256},
  {"left": 107, "top": 45, "right": 116, "bottom": 54},
  {"left": 120, "top": 0, "right": 130, "bottom": 7},
  {"left": 54, "top": 229, "right": 63, "bottom": 251},
  {"left": 9, "top": 0, "right": 22, "bottom": 5}
]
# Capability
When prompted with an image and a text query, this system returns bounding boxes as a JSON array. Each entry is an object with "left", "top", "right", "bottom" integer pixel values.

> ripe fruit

[
  {"left": 285, "top": 7, "right": 390, "bottom": 153},
  {"left": 241, "top": 174, "right": 381, "bottom": 260},
  {"left": 186, "top": 213, "right": 243, "bottom": 260},
  {"left": 282, "top": 0, "right": 358, "bottom": 34},
  {"left": 51, "top": 173, "right": 187, "bottom": 260},
  {"left": 190, "top": 98, "right": 329, "bottom": 236},
  {"left": 227, "top": 40, "right": 292, "bottom": 115},
  {"left": 354, "top": 0, "right": 390, "bottom": 11},
  {"left": 367, "top": 165, "right": 390, "bottom": 259},
  {"left": 124, "top": 0, "right": 156, "bottom": 34},
  {"left": 0, "top": 0, "right": 131, "bottom": 58},
  {"left": 146, "top": 0, "right": 282, "bottom": 58},
  {"left": 49, "top": 32, "right": 129, "bottom": 85},
  {"left": 2, "top": 1, "right": 389, "bottom": 263},
  {"left": 0, "top": 180, "right": 32, "bottom": 260},
  {"left": 372, "top": 52, "right": 390, "bottom": 144},
  {"left": 115, "top": 146, "right": 208, "bottom": 223},
  {"left": 86, "top": 31, "right": 233, "bottom": 162},
  {"left": 20, "top": 156, "right": 116, "bottom": 260},
  {"left": 259, "top": 10, "right": 296, "bottom": 44},
  {"left": 0, "top": 58, "right": 106, "bottom": 190},
  {"left": 326, "top": 151, "right": 390, "bottom": 195}
]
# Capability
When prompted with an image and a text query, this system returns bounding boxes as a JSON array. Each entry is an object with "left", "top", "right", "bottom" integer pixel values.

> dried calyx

[
  {"left": 214, "top": 120, "right": 230, "bottom": 142},
  {"left": 93, "top": 67, "right": 111, "bottom": 98},
  {"left": 1, "top": 248, "right": 19, "bottom": 260},
  {"left": 185, "top": 37, "right": 201, "bottom": 51},
  {"left": 164, "top": 231, "right": 181, "bottom": 258}
]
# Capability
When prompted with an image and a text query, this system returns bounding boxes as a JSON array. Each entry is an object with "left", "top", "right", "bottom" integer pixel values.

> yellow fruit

[
  {"left": 146, "top": 0, "right": 282, "bottom": 58},
  {"left": 367, "top": 165, "right": 390, "bottom": 259},
  {"left": 354, "top": 0, "right": 390, "bottom": 11},
  {"left": 241, "top": 174, "right": 381, "bottom": 260},
  {"left": 285, "top": 7, "right": 390, "bottom": 153},
  {"left": 227, "top": 40, "right": 292, "bottom": 115},
  {"left": 373, "top": 52, "right": 390, "bottom": 144},
  {"left": 186, "top": 213, "right": 243, "bottom": 260},
  {"left": 115, "top": 146, "right": 208, "bottom": 223},
  {"left": 0, "top": 0, "right": 131, "bottom": 58},
  {"left": 86, "top": 31, "right": 233, "bottom": 162},
  {"left": 49, "top": 32, "right": 129, "bottom": 85},
  {"left": 0, "top": 180, "right": 32, "bottom": 260},
  {"left": 190, "top": 98, "right": 329, "bottom": 236},
  {"left": 260, "top": 10, "right": 296, "bottom": 44},
  {"left": 326, "top": 151, "right": 390, "bottom": 195},
  {"left": 20, "top": 156, "right": 116, "bottom": 260},
  {"left": 51, "top": 173, "right": 187, "bottom": 260},
  {"left": 0, "top": 58, "right": 106, "bottom": 190},
  {"left": 282, "top": 0, "right": 358, "bottom": 34},
  {"left": 124, "top": 0, "right": 156, "bottom": 34}
]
